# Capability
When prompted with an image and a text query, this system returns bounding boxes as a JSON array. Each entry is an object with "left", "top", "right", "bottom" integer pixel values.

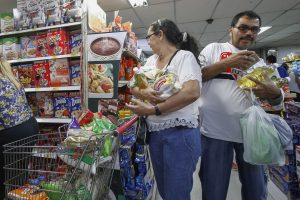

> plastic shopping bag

[
  {"left": 240, "top": 103, "right": 285, "bottom": 166},
  {"left": 269, "top": 114, "right": 293, "bottom": 150}
]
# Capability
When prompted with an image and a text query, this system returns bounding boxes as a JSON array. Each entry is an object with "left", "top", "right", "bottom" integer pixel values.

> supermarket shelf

[
  {"left": 25, "top": 86, "right": 80, "bottom": 92},
  {"left": 36, "top": 118, "right": 71, "bottom": 124},
  {"left": 122, "top": 50, "right": 141, "bottom": 62},
  {"left": 7, "top": 54, "right": 80, "bottom": 64},
  {"left": 88, "top": 93, "right": 113, "bottom": 98},
  {"left": 0, "top": 22, "right": 81, "bottom": 37}
]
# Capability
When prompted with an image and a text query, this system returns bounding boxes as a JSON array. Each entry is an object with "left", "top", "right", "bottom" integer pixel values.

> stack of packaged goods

[
  {"left": 269, "top": 102, "right": 300, "bottom": 199},
  {"left": 119, "top": 126, "right": 154, "bottom": 200}
]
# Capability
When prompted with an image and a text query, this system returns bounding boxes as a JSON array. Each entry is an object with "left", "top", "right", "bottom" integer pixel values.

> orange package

[{"left": 8, "top": 185, "right": 48, "bottom": 200}]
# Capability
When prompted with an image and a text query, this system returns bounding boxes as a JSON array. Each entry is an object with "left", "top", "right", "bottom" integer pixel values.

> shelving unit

[
  {"left": 35, "top": 118, "right": 72, "bottom": 124},
  {"left": 0, "top": 22, "right": 81, "bottom": 37},
  {"left": 7, "top": 54, "right": 80, "bottom": 64},
  {"left": 24, "top": 86, "right": 80, "bottom": 93}
]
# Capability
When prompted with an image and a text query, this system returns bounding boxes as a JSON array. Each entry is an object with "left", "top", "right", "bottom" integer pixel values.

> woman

[
  {"left": 0, "top": 59, "right": 39, "bottom": 197},
  {"left": 126, "top": 19, "right": 201, "bottom": 200}
]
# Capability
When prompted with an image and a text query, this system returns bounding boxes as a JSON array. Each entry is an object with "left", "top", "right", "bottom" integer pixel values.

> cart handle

[{"left": 114, "top": 115, "right": 139, "bottom": 136}]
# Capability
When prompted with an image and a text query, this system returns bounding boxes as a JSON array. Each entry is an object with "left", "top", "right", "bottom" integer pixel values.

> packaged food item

[
  {"left": 36, "top": 92, "right": 54, "bottom": 118},
  {"left": 125, "top": 58, "right": 134, "bottom": 80},
  {"left": 26, "top": 0, "right": 46, "bottom": 28},
  {"left": 18, "top": 64, "right": 34, "bottom": 88},
  {"left": 69, "top": 60, "right": 81, "bottom": 86},
  {"left": 78, "top": 110, "right": 94, "bottom": 126},
  {"left": 53, "top": 92, "right": 70, "bottom": 118},
  {"left": 8, "top": 184, "right": 48, "bottom": 200},
  {"left": 49, "top": 58, "right": 70, "bottom": 87},
  {"left": 70, "top": 30, "right": 82, "bottom": 55},
  {"left": 13, "top": 5, "right": 29, "bottom": 31},
  {"left": 61, "top": 0, "right": 82, "bottom": 23},
  {"left": 153, "top": 72, "right": 181, "bottom": 99},
  {"left": 69, "top": 92, "right": 81, "bottom": 119},
  {"left": 0, "top": 12, "right": 14, "bottom": 32},
  {"left": 47, "top": 28, "right": 70, "bottom": 56},
  {"left": 36, "top": 33, "right": 48, "bottom": 57},
  {"left": 122, "top": 21, "right": 132, "bottom": 32},
  {"left": 26, "top": 93, "right": 39, "bottom": 116},
  {"left": 33, "top": 61, "right": 50, "bottom": 87},
  {"left": 237, "top": 66, "right": 275, "bottom": 89},
  {"left": 128, "top": 67, "right": 148, "bottom": 89},
  {"left": 20, "top": 36, "right": 36, "bottom": 58},
  {"left": 87, "top": 0, "right": 106, "bottom": 32},
  {"left": 45, "top": 0, "right": 61, "bottom": 26},
  {"left": 3, "top": 37, "right": 19, "bottom": 60}
]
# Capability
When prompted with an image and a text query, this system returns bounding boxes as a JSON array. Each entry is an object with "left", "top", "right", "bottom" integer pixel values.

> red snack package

[{"left": 78, "top": 110, "right": 94, "bottom": 126}]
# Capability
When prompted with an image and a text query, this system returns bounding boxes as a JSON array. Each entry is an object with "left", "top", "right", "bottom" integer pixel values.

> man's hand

[
  {"left": 223, "top": 51, "right": 260, "bottom": 71},
  {"left": 247, "top": 74, "right": 282, "bottom": 105}
]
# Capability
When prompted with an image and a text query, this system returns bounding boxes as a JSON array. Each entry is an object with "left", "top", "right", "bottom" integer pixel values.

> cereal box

[
  {"left": 69, "top": 92, "right": 81, "bottom": 119},
  {"left": 26, "top": 93, "right": 39, "bottom": 116},
  {"left": 53, "top": 92, "right": 70, "bottom": 118},
  {"left": 0, "top": 12, "right": 14, "bottom": 32},
  {"left": 26, "top": 0, "right": 46, "bottom": 28},
  {"left": 36, "top": 33, "right": 48, "bottom": 57},
  {"left": 47, "top": 28, "right": 70, "bottom": 56},
  {"left": 36, "top": 92, "right": 54, "bottom": 118},
  {"left": 49, "top": 58, "right": 70, "bottom": 87},
  {"left": 18, "top": 64, "right": 34, "bottom": 88},
  {"left": 69, "top": 60, "right": 81, "bottom": 86},
  {"left": 20, "top": 36, "right": 36, "bottom": 58},
  {"left": 3, "top": 37, "right": 19, "bottom": 60},
  {"left": 45, "top": 0, "right": 61, "bottom": 26},
  {"left": 70, "top": 30, "right": 82, "bottom": 55},
  {"left": 33, "top": 61, "right": 50, "bottom": 87}
]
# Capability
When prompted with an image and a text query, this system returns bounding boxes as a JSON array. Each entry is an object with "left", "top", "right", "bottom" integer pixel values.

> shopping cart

[{"left": 3, "top": 115, "right": 138, "bottom": 200}]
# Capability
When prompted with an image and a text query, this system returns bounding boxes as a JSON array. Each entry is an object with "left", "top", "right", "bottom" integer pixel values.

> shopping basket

[{"left": 3, "top": 115, "right": 138, "bottom": 200}]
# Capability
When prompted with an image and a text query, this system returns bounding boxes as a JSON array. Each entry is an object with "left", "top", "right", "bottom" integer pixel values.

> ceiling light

[
  {"left": 258, "top": 26, "right": 272, "bottom": 35},
  {"left": 128, "top": 0, "right": 148, "bottom": 7}
]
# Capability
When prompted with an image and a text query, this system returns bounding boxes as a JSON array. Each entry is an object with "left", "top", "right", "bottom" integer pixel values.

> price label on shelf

[{"left": 53, "top": 87, "right": 59, "bottom": 91}]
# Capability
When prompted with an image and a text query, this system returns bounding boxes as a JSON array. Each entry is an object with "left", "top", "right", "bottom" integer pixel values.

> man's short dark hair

[
  {"left": 266, "top": 55, "right": 277, "bottom": 63},
  {"left": 231, "top": 11, "right": 262, "bottom": 27}
]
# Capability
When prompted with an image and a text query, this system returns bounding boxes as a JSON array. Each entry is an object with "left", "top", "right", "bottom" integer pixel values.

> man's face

[{"left": 229, "top": 16, "right": 260, "bottom": 50}]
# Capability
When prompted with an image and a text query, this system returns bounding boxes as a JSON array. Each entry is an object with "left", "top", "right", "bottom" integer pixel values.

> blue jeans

[
  {"left": 149, "top": 127, "right": 201, "bottom": 200},
  {"left": 199, "top": 135, "right": 267, "bottom": 200}
]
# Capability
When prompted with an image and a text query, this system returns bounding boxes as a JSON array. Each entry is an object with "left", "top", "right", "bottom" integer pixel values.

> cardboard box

[{"left": 49, "top": 58, "right": 70, "bottom": 87}]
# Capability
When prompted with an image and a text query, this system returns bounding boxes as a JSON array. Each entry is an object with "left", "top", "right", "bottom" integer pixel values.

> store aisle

[{"left": 154, "top": 159, "right": 287, "bottom": 200}]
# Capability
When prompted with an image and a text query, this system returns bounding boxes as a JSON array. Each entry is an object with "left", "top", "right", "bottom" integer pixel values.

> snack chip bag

[{"left": 153, "top": 72, "right": 182, "bottom": 99}]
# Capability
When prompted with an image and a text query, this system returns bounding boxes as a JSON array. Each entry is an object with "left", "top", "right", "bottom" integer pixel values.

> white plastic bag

[
  {"left": 269, "top": 114, "right": 293, "bottom": 150},
  {"left": 240, "top": 91, "right": 285, "bottom": 165}
]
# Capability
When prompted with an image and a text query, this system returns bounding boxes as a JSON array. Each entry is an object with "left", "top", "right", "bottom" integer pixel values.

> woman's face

[{"left": 146, "top": 27, "right": 160, "bottom": 54}]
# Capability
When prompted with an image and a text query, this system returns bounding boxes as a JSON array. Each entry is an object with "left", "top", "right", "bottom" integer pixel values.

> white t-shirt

[
  {"left": 144, "top": 50, "right": 202, "bottom": 132},
  {"left": 289, "top": 72, "right": 300, "bottom": 93},
  {"left": 199, "top": 42, "right": 266, "bottom": 143}
]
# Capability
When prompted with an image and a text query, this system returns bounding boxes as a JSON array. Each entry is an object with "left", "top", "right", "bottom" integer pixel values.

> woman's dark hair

[
  {"left": 150, "top": 19, "right": 200, "bottom": 64},
  {"left": 231, "top": 11, "right": 262, "bottom": 27}
]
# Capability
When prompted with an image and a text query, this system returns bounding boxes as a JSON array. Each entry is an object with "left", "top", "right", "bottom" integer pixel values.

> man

[{"left": 199, "top": 11, "right": 283, "bottom": 200}]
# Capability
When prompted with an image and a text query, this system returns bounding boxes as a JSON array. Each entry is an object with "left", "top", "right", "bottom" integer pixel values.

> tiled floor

[{"left": 153, "top": 159, "right": 288, "bottom": 200}]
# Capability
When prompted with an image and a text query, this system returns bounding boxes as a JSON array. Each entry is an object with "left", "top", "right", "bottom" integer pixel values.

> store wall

[{"left": 277, "top": 46, "right": 300, "bottom": 64}]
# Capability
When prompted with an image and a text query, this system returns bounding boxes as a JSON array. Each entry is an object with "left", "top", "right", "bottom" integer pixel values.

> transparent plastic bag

[
  {"left": 269, "top": 114, "right": 293, "bottom": 150},
  {"left": 240, "top": 92, "right": 285, "bottom": 165}
]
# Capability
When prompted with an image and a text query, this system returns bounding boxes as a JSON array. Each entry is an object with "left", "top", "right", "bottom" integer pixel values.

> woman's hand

[
  {"left": 131, "top": 87, "right": 165, "bottom": 104},
  {"left": 126, "top": 98, "right": 154, "bottom": 116}
]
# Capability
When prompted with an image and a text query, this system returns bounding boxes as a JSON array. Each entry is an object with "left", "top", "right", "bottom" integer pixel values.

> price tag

[{"left": 53, "top": 87, "right": 59, "bottom": 91}]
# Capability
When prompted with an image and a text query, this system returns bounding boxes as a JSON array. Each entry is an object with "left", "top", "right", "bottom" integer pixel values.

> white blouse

[{"left": 143, "top": 50, "right": 202, "bottom": 132}]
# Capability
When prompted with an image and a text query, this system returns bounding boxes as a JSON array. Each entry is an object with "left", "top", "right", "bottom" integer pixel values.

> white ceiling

[{"left": 1, "top": 0, "right": 300, "bottom": 53}]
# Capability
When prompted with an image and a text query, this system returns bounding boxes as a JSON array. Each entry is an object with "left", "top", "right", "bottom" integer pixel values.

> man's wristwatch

[{"left": 154, "top": 105, "right": 162, "bottom": 116}]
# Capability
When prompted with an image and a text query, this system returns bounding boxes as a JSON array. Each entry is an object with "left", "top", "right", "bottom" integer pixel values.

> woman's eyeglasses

[
  {"left": 145, "top": 32, "right": 157, "bottom": 40},
  {"left": 234, "top": 25, "right": 261, "bottom": 34}
]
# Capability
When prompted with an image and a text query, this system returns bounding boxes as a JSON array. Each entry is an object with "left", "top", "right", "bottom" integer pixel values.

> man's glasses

[
  {"left": 234, "top": 25, "right": 261, "bottom": 34},
  {"left": 145, "top": 32, "right": 157, "bottom": 40}
]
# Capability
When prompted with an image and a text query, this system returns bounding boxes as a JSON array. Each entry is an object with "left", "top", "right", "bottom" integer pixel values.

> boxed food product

[
  {"left": 3, "top": 37, "right": 19, "bottom": 60},
  {"left": 49, "top": 58, "right": 70, "bottom": 87},
  {"left": 69, "top": 92, "right": 81, "bottom": 119},
  {"left": 61, "top": 0, "right": 82, "bottom": 23},
  {"left": 45, "top": 0, "right": 61, "bottom": 26},
  {"left": 53, "top": 92, "right": 70, "bottom": 118},
  {"left": 36, "top": 33, "right": 48, "bottom": 57},
  {"left": 26, "top": 93, "right": 39, "bottom": 116},
  {"left": 47, "top": 28, "right": 70, "bottom": 56},
  {"left": 26, "top": 0, "right": 46, "bottom": 28},
  {"left": 20, "top": 36, "right": 36, "bottom": 58},
  {"left": 18, "top": 64, "right": 34, "bottom": 88},
  {"left": 36, "top": 92, "right": 54, "bottom": 118},
  {"left": 70, "top": 30, "right": 82, "bottom": 55},
  {"left": 69, "top": 60, "right": 81, "bottom": 86},
  {"left": 33, "top": 61, "right": 50, "bottom": 87},
  {"left": 0, "top": 12, "right": 14, "bottom": 32}
]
